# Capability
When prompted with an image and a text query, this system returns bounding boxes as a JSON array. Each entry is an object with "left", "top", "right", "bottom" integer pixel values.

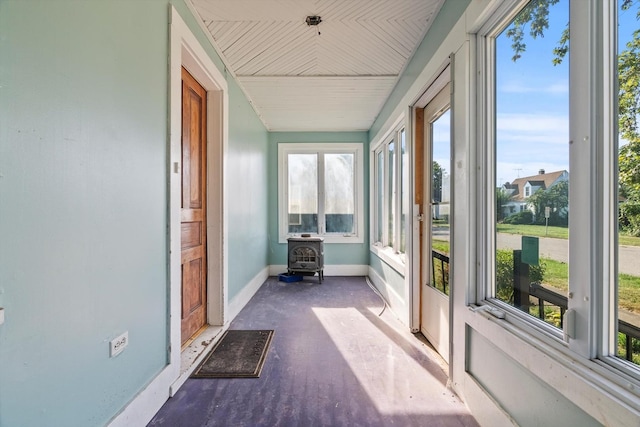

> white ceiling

[{"left": 190, "top": 0, "right": 445, "bottom": 131}]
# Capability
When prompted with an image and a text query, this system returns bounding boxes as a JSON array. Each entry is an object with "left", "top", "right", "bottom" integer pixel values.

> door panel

[
  {"left": 420, "top": 83, "right": 451, "bottom": 363},
  {"left": 181, "top": 67, "right": 207, "bottom": 345}
]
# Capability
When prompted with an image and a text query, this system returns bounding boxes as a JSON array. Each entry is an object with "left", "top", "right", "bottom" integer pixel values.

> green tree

[
  {"left": 496, "top": 187, "right": 512, "bottom": 221},
  {"left": 506, "top": 0, "right": 640, "bottom": 231},
  {"left": 504, "top": 0, "right": 562, "bottom": 62},
  {"left": 618, "top": 1, "right": 640, "bottom": 209},
  {"left": 619, "top": 201, "right": 640, "bottom": 235},
  {"left": 527, "top": 180, "right": 569, "bottom": 225},
  {"left": 433, "top": 161, "right": 443, "bottom": 203}
]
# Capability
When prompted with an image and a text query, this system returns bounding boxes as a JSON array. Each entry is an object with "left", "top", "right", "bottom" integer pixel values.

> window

[
  {"left": 372, "top": 124, "right": 407, "bottom": 260},
  {"left": 614, "top": 0, "right": 640, "bottom": 367},
  {"left": 376, "top": 150, "right": 384, "bottom": 244},
  {"left": 278, "top": 143, "right": 364, "bottom": 243},
  {"left": 488, "top": 0, "right": 570, "bottom": 335},
  {"left": 479, "top": 0, "right": 640, "bottom": 378}
]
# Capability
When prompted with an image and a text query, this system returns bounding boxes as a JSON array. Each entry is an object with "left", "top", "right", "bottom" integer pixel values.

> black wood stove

[{"left": 287, "top": 236, "right": 324, "bottom": 283}]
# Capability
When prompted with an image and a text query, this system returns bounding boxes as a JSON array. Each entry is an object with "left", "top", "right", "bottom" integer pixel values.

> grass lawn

[
  {"left": 534, "top": 258, "right": 640, "bottom": 313},
  {"left": 619, "top": 273, "right": 640, "bottom": 313},
  {"left": 432, "top": 240, "right": 450, "bottom": 254},
  {"left": 497, "top": 223, "right": 640, "bottom": 246},
  {"left": 430, "top": 238, "right": 640, "bottom": 314},
  {"left": 540, "top": 258, "right": 568, "bottom": 291},
  {"left": 497, "top": 223, "right": 569, "bottom": 239}
]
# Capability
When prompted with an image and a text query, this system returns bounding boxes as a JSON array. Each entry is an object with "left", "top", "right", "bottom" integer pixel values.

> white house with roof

[{"left": 500, "top": 169, "right": 569, "bottom": 220}]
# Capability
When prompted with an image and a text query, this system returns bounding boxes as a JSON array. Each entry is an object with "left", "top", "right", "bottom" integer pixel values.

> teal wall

[
  {"left": 467, "top": 329, "right": 601, "bottom": 427},
  {"left": 267, "top": 132, "right": 370, "bottom": 267},
  {"left": 369, "top": 256, "right": 406, "bottom": 296},
  {"left": 227, "top": 79, "right": 270, "bottom": 300},
  {"left": 0, "top": 0, "right": 268, "bottom": 425}
]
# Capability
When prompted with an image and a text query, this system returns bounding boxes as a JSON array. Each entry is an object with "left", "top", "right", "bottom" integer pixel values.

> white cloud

[
  {"left": 499, "top": 132, "right": 568, "bottom": 146},
  {"left": 500, "top": 80, "right": 568, "bottom": 94},
  {"left": 494, "top": 113, "right": 569, "bottom": 184},
  {"left": 497, "top": 113, "right": 568, "bottom": 133}
]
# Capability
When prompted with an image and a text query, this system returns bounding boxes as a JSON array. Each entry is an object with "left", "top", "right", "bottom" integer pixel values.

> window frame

[
  {"left": 598, "top": 0, "right": 634, "bottom": 375},
  {"left": 476, "top": 0, "right": 568, "bottom": 342},
  {"left": 278, "top": 143, "right": 364, "bottom": 244},
  {"left": 475, "top": 0, "right": 640, "bottom": 383},
  {"left": 371, "top": 119, "right": 407, "bottom": 272}
]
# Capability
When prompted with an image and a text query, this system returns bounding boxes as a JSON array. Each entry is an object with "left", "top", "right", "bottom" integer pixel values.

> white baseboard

[
  {"left": 269, "top": 265, "right": 288, "bottom": 275},
  {"left": 270, "top": 264, "right": 368, "bottom": 276},
  {"left": 228, "top": 266, "right": 270, "bottom": 321},
  {"left": 107, "top": 364, "right": 177, "bottom": 427},
  {"left": 108, "top": 266, "right": 269, "bottom": 427}
]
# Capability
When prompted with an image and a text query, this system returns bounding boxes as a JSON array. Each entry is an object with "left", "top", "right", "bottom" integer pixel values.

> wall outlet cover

[{"left": 110, "top": 331, "right": 128, "bottom": 357}]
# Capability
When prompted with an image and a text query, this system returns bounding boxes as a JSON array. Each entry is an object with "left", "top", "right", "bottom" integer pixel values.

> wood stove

[{"left": 287, "top": 236, "right": 324, "bottom": 283}]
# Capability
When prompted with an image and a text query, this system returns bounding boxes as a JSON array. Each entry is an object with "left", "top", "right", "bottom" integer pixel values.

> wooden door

[{"left": 181, "top": 67, "right": 207, "bottom": 345}]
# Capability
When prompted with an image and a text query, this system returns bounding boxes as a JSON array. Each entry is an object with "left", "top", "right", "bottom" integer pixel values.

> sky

[
  {"left": 432, "top": 0, "right": 638, "bottom": 187},
  {"left": 495, "top": 0, "right": 570, "bottom": 185}
]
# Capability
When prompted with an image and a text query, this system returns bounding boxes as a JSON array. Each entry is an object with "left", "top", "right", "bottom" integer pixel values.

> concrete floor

[{"left": 148, "top": 276, "right": 479, "bottom": 427}]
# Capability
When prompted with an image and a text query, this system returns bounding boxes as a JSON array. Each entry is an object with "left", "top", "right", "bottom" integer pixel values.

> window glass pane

[
  {"left": 376, "top": 150, "right": 384, "bottom": 243},
  {"left": 288, "top": 153, "right": 318, "bottom": 233},
  {"left": 616, "top": 0, "right": 640, "bottom": 366},
  {"left": 400, "top": 129, "right": 408, "bottom": 253},
  {"left": 325, "top": 153, "right": 355, "bottom": 233},
  {"left": 388, "top": 141, "right": 396, "bottom": 245},
  {"left": 494, "top": 0, "right": 569, "bottom": 329},
  {"left": 431, "top": 110, "right": 450, "bottom": 295}
]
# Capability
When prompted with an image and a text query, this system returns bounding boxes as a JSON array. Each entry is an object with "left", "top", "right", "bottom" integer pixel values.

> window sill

[
  {"left": 466, "top": 301, "right": 640, "bottom": 424},
  {"left": 370, "top": 244, "right": 406, "bottom": 275},
  {"left": 279, "top": 234, "right": 364, "bottom": 244}
]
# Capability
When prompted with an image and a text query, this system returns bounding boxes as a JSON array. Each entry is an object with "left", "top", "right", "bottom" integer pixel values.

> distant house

[{"left": 500, "top": 169, "right": 569, "bottom": 219}]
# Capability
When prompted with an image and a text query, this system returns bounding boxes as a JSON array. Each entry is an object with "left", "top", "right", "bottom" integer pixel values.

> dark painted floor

[{"left": 148, "top": 276, "right": 479, "bottom": 427}]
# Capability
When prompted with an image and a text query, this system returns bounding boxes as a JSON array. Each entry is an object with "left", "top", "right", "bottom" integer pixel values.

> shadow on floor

[{"left": 148, "top": 276, "right": 478, "bottom": 427}]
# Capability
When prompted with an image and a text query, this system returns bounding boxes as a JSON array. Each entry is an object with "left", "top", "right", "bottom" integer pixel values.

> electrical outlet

[{"left": 110, "top": 331, "right": 128, "bottom": 357}]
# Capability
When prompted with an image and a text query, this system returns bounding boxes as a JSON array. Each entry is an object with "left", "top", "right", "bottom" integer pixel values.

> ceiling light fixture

[
  {"left": 305, "top": 15, "right": 322, "bottom": 35},
  {"left": 305, "top": 15, "right": 322, "bottom": 26}
]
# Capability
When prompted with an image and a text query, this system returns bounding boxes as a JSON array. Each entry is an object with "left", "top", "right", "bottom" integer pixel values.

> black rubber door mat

[{"left": 191, "top": 330, "right": 274, "bottom": 378}]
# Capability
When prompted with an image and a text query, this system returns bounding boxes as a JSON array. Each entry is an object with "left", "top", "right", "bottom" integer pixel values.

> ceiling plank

[{"left": 191, "top": 0, "right": 445, "bottom": 131}]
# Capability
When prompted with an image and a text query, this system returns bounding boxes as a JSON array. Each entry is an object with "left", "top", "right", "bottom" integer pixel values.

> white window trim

[
  {"left": 598, "top": 0, "right": 621, "bottom": 372},
  {"left": 370, "top": 115, "right": 408, "bottom": 273},
  {"left": 477, "top": 0, "right": 570, "bottom": 340},
  {"left": 473, "top": 0, "right": 640, "bottom": 399},
  {"left": 278, "top": 143, "right": 364, "bottom": 244},
  {"left": 371, "top": 245, "right": 406, "bottom": 273}
]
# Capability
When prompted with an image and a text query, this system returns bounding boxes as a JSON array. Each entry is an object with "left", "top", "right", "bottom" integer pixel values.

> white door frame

[
  {"left": 168, "top": 5, "right": 229, "bottom": 370},
  {"left": 421, "top": 83, "right": 452, "bottom": 364},
  {"left": 410, "top": 63, "right": 452, "bottom": 358},
  {"left": 108, "top": 7, "right": 229, "bottom": 427}
]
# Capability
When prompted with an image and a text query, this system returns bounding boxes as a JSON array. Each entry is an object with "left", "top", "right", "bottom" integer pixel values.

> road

[{"left": 497, "top": 233, "right": 640, "bottom": 276}]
